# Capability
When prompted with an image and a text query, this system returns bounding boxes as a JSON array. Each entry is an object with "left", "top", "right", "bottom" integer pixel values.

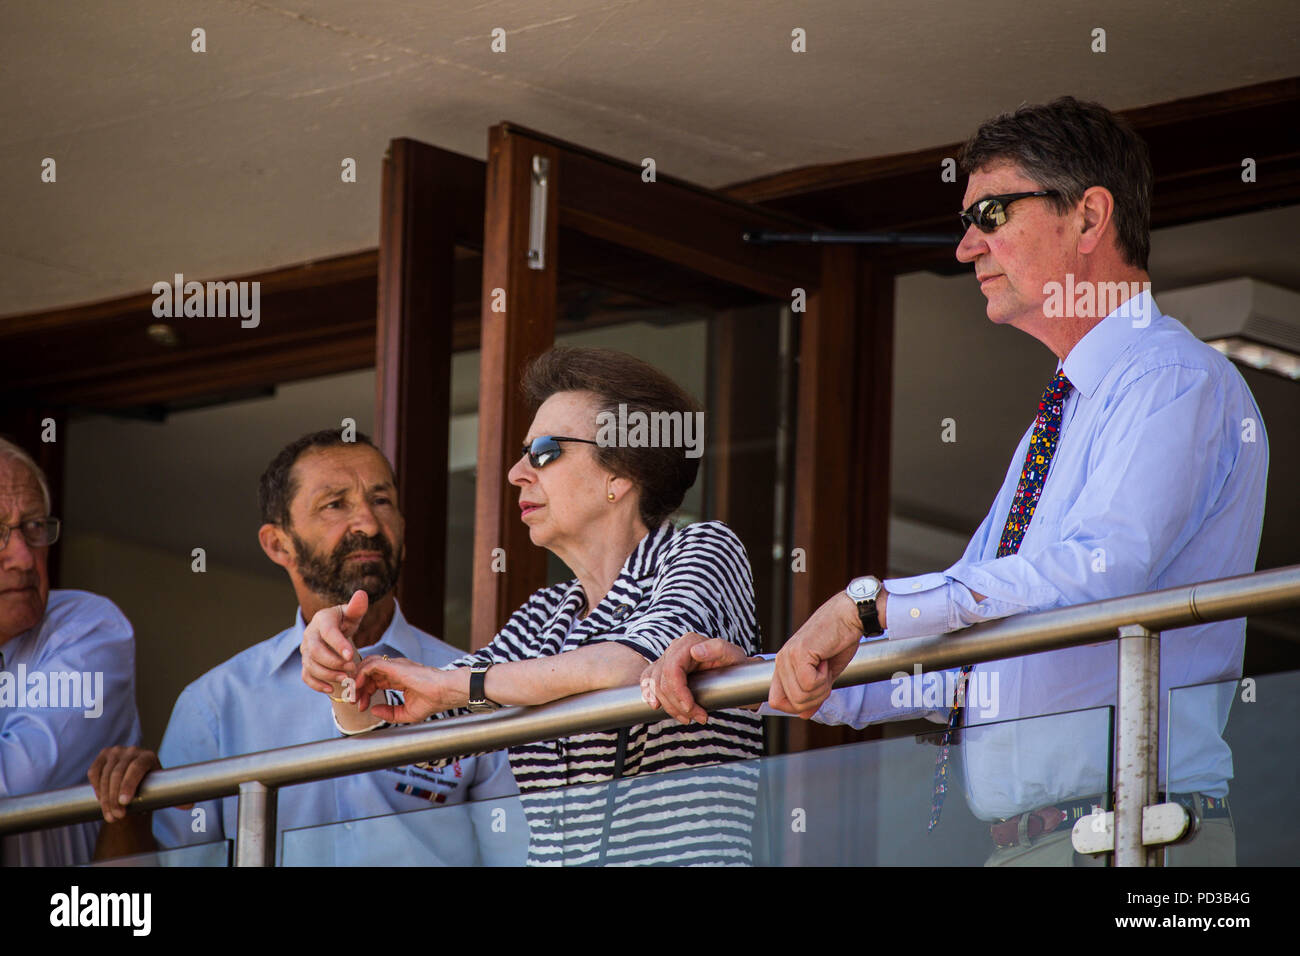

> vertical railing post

[
  {"left": 1114, "top": 624, "right": 1160, "bottom": 866},
  {"left": 235, "top": 780, "right": 277, "bottom": 867}
]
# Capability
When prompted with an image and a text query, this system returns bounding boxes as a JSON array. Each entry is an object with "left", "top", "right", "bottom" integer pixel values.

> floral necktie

[{"left": 927, "top": 369, "right": 1073, "bottom": 831}]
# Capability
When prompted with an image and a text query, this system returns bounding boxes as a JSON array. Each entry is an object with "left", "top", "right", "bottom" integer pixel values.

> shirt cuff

[
  {"left": 881, "top": 572, "right": 954, "bottom": 638},
  {"left": 882, "top": 571, "right": 1029, "bottom": 639},
  {"left": 330, "top": 692, "right": 392, "bottom": 736},
  {"left": 332, "top": 713, "right": 389, "bottom": 736}
]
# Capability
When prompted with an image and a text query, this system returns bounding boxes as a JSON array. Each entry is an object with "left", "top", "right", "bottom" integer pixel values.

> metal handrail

[{"left": 2, "top": 564, "right": 1298, "bottom": 861}]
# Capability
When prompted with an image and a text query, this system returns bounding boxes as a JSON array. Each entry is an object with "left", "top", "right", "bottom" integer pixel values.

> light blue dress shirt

[
  {"left": 810, "top": 290, "right": 1269, "bottom": 820},
  {"left": 153, "top": 603, "right": 521, "bottom": 865},
  {"left": 0, "top": 590, "right": 142, "bottom": 865}
]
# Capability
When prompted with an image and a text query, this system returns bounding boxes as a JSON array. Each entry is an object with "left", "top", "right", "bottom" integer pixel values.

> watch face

[{"left": 848, "top": 576, "right": 881, "bottom": 602}]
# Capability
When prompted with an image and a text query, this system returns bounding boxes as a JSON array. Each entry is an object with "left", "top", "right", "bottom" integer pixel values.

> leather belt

[
  {"left": 1169, "top": 791, "right": 1232, "bottom": 821},
  {"left": 990, "top": 796, "right": 1104, "bottom": 848},
  {"left": 990, "top": 792, "right": 1231, "bottom": 848}
]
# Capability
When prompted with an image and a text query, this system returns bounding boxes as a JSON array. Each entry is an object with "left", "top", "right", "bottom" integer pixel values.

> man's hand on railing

[
  {"left": 770, "top": 591, "right": 864, "bottom": 719},
  {"left": 300, "top": 590, "right": 368, "bottom": 693},
  {"left": 87, "top": 746, "right": 191, "bottom": 822},
  {"left": 641, "top": 633, "right": 749, "bottom": 724}
]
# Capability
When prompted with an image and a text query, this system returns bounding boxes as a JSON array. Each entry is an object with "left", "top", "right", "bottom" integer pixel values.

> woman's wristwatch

[
  {"left": 846, "top": 575, "right": 886, "bottom": 637},
  {"left": 468, "top": 662, "right": 501, "bottom": 713}
]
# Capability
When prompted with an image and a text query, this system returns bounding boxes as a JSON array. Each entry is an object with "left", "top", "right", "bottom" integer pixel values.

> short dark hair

[
  {"left": 959, "top": 96, "right": 1152, "bottom": 271},
  {"left": 259, "top": 429, "right": 390, "bottom": 527},
  {"left": 522, "top": 347, "right": 702, "bottom": 530}
]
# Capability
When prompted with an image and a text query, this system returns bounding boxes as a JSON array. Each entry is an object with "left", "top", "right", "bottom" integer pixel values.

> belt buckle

[
  {"left": 990, "top": 807, "right": 1063, "bottom": 848},
  {"left": 1016, "top": 812, "right": 1035, "bottom": 847},
  {"left": 992, "top": 798, "right": 1099, "bottom": 849}
]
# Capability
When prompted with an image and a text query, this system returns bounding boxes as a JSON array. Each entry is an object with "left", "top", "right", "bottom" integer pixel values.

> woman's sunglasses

[
  {"left": 521, "top": 435, "right": 599, "bottom": 469},
  {"left": 959, "top": 190, "right": 1059, "bottom": 233}
]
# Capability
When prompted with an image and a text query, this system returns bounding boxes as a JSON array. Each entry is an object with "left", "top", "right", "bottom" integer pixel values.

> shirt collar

[
  {"left": 624, "top": 520, "right": 677, "bottom": 582},
  {"left": 1060, "top": 287, "right": 1160, "bottom": 400},
  {"left": 266, "top": 600, "right": 423, "bottom": 675}
]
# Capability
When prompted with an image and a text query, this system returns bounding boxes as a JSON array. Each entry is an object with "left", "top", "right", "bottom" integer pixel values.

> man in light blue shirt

[
  {"left": 807, "top": 286, "right": 1264, "bottom": 833},
  {"left": 89, "top": 430, "right": 519, "bottom": 865},
  {"left": 0, "top": 438, "right": 142, "bottom": 866},
  {"left": 644, "top": 97, "right": 1267, "bottom": 865}
]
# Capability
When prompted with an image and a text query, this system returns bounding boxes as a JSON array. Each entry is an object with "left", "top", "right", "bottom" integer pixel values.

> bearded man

[{"left": 88, "top": 430, "right": 518, "bottom": 865}]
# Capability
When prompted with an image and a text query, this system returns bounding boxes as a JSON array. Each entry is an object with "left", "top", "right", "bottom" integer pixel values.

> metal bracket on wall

[{"left": 527, "top": 155, "right": 550, "bottom": 270}]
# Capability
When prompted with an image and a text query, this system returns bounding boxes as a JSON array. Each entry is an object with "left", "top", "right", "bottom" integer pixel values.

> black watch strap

[
  {"left": 856, "top": 601, "right": 882, "bottom": 637},
  {"left": 470, "top": 666, "right": 487, "bottom": 702},
  {"left": 847, "top": 576, "right": 885, "bottom": 638},
  {"left": 469, "top": 663, "right": 498, "bottom": 711}
]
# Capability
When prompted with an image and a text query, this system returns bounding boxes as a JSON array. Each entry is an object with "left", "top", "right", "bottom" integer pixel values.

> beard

[{"left": 290, "top": 529, "right": 401, "bottom": 606}]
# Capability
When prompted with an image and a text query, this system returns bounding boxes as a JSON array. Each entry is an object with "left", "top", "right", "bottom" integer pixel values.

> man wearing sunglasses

[
  {"left": 0, "top": 437, "right": 143, "bottom": 865},
  {"left": 644, "top": 96, "right": 1268, "bottom": 865}
]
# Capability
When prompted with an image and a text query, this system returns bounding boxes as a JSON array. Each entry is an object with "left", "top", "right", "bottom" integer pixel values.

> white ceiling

[{"left": 3, "top": 0, "right": 1299, "bottom": 317}]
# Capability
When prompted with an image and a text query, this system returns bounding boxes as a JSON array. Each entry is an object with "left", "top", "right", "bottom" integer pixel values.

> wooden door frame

[{"left": 466, "top": 122, "right": 874, "bottom": 669}]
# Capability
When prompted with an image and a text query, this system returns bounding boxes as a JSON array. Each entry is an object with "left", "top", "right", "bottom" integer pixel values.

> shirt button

[
  {"left": 912, "top": 583, "right": 923, "bottom": 590},
  {"left": 612, "top": 604, "right": 632, "bottom": 621},
  {"left": 910, "top": 608, "right": 921, "bottom": 619}
]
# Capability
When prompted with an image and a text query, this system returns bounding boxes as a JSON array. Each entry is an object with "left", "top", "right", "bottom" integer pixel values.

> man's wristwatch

[
  {"left": 846, "top": 575, "right": 885, "bottom": 637},
  {"left": 468, "top": 662, "right": 500, "bottom": 713}
]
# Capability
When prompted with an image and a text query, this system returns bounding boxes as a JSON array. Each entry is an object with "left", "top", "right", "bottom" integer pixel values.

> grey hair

[{"left": 0, "top": 438, "right": 52, "bottom": 514}]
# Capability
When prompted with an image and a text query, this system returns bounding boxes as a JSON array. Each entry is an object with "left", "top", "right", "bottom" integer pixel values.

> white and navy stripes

[{"left": 428, "top": 519, "right": 766, "bottom": 865}]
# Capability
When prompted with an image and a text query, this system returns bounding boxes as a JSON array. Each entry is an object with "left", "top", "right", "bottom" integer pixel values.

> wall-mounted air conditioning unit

[{"left": 1159, "top": 278, "right": 1300, "bottom": 381}]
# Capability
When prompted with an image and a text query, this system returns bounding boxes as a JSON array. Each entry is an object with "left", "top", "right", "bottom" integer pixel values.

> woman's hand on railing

[
  {"left": 352, "top": 657, "right": 467, "bottom": 723},
  {"left": 300, "top": 590, "right": 368, "bottom": 693},
  {"left": 87, "top": 746, "right": 191, "bottom": 822},
  {"left": 641, "top": 633, "right": 749, "bottom": 724}
]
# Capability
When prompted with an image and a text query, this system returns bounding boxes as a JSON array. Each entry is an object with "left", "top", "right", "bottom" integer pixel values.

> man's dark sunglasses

[
  {"left": 959, "top": 191, "right": 1059, "bottom": 233},
  {"left": 521, "top": 435, "right": 599, "bottom": 469}
]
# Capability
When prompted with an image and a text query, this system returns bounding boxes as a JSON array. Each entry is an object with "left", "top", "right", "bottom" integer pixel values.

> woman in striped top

[{"left": 300, "top": 346, "right": 765, "bottom": 864}]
